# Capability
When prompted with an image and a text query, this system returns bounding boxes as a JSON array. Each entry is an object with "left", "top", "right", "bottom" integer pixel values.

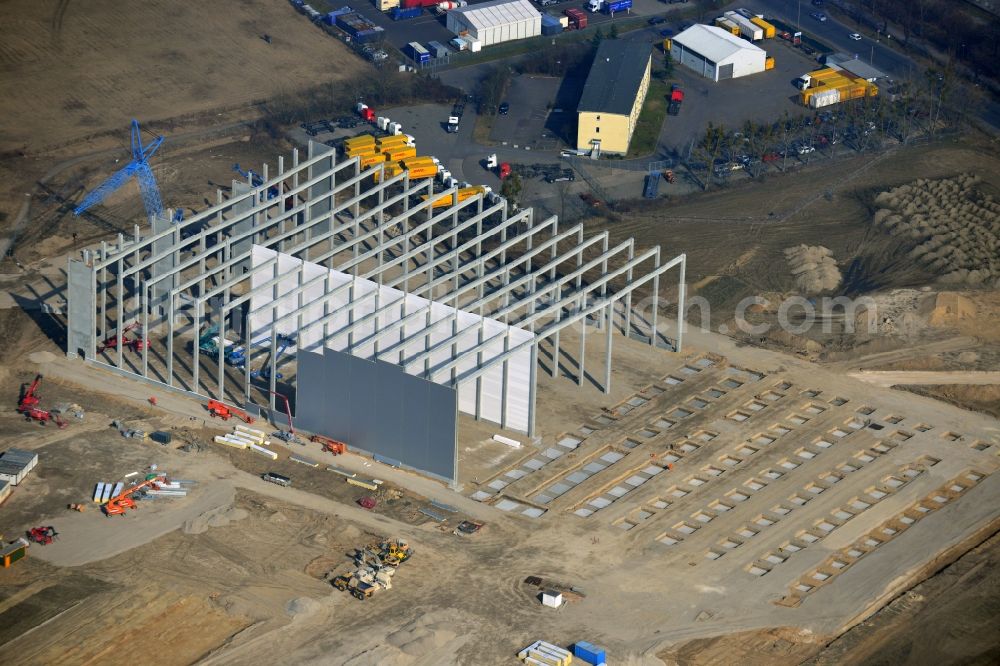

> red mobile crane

[
  {"left": 103, "top": 475, "right": 166, "bottom": 517},
  {"left": 17, "top": 375, "right": 66, "bottom": 428}
]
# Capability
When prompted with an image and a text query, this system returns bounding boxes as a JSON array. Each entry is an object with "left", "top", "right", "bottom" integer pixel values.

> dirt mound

[
  {"left": 921, "top": 292, "right": 977, "bottom": 327},
  {"left": 285, "top": 597, "right": 321, "bottom": 617},
  {"left": 784, "top": 245, "right": 842, "bottom": 294},
  {"left": 28, "top": 351, "right": 55, "bottom": 364},
  {"left": 872, "top": 173, "right": 1000, "bottom": 285},
  {"left": 183, "top": 506, "right": 247, "bottom": 534}
]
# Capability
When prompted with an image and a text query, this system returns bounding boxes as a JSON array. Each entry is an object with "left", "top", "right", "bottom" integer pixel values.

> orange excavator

[{"left": 102, "top": 475, "right": 165, "bottom": 517}]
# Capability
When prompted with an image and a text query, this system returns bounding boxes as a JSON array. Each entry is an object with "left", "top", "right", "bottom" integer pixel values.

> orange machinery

[
  {"left": 206, "top": 399, "right": 255, "bottom": 423},
  {"left": 312, "top": 434, "right": 347, "bottom": 455},
  {"left": 103, "top": 475, "right": 165, "bottom": 516}
]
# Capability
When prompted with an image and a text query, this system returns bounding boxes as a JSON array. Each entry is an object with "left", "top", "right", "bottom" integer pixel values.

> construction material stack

[{"left": 518, "top": 641, "right": 575, "bottom": 665}]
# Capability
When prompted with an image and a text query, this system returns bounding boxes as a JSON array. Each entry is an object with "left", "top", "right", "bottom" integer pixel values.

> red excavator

[
  {"left": 98, "top": 322, "right": 150, "bottom": 353},
  {"left": 17, "top": 375, "right": 66, "bottom": 428}
]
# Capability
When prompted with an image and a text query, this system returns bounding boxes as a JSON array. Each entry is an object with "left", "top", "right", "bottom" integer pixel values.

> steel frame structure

[{"left": 67, "top": 141, "right": 686, "bottom": 437}]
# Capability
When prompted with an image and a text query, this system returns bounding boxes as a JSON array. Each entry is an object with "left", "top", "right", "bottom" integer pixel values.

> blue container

[
  {"left": 405, "top": 41, "right": 430, "bottom": 63},
  {"left": 541, "top": 15, "right": 562, "bottom": 35},
  {"left": 391, "top": 6, "right": 422, "bottom": 19},
  {"left": 603, "top": 0, "right": 631, "bottom": 13},
  {"left": 573, "top": 642, "right": 607, "bottom": 665},
  {"left": 354, "top": 27, "right": 386, "bottom": 43}
]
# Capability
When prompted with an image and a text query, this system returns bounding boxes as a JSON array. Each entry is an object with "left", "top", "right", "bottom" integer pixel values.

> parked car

[
  {"left": 810, "top": 11, "right": 826, "bottom": 21},
  {"left": 648, "top": 16, "right": 666, "bottom": 25},
  {"left": 797, "top": 144, "right": 816, "bottom": 155},
  {"left": 849, "top": 32, "right": 862, "bottom": 41},
  {"left": 499, "top": 102, "right": 510, "bottom": 115},
  {"left": 811, "top": 0, "right": 824, "bottom": 5},
  {"left": 538, "top": 0, "right": 557, "bottom": 6},
  {"left": 762, "top": 153, "right": 780, "bottom": 163},
  {"left": 660, "top": 28, "right": 674, "bottom": 37}
]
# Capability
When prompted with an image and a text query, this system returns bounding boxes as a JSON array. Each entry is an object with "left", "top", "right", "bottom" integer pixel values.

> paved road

[
  {"left": 749, "top": 0, "right": 1000, "bottom": 130},
  {"left": 848, "top": 371, "right": 1000, "bottom": 387}
]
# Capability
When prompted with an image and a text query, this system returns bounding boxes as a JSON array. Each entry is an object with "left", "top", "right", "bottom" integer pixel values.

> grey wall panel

[
  {"left": 295, "top": 347, "right": 457, "bottom": 482},
  {"left": 67, "top": 259, "right": 96, "bottom": 359}
]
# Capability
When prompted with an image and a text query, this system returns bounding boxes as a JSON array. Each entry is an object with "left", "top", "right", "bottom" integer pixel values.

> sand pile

[
  {"left": 872, "top": 173, "right": 1000, "bottom": 285},
  {"left": 784, "top": 245, "right": 842, "bottom": 294},
  {"left": 183, "top": 506, "right": 249, "bottom": 534},
  {"left": 921, "top": 292, "right": 977, "bottom": 327}
]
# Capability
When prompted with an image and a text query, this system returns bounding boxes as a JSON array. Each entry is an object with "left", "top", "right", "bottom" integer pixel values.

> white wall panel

[{"left": 250, "top": 246, "right": 535, "bottom": 432}]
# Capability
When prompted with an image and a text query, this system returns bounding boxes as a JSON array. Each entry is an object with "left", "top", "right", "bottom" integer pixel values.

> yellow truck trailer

[
  {"left": 420, "top": 186, "right": 486, "bottom": 209},
  {"left": 750, "top": 16, "right": 776, "bottom": 39},
  {"left": 358, "top": 152, "right": 387, "bottom": 169},
  {"left": 715, "top": 17, "right": 740, "bottom": 36},
  {"left": 344, "top": 134, "right": 376, "bottom": 151},
  {"left": 384, "top": 145, "right": 417, "bottom": 162},
  {"left": 376, "top": 135, "right": 412, "bottom": 150},
  {"left": 798, "top": 67, "right": 878, "bottom": 107},
  {"left": 373, "top": 163, "right": 405, "bottom": 183}
]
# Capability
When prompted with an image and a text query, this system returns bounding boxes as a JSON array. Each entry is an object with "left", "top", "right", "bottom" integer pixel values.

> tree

[
  {"left": 592, "top": 28, "right": 604, "bottom": 47},
  {"left": 663, "top": 52, "right": 675, "bottom": 79},
  {"left": 690, "top": 122, "right": 727, "bottom": 190},
  {"left": 500, "top": 173, "right": 523, "bottom": 207},
  {"left": 609, "top": 22, "right": 619, "bottom": 40}
]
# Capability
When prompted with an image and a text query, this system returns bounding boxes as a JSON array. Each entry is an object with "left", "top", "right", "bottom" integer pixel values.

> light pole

[{"left": 797, "top": 0, "right": 801, "bottom": 27}]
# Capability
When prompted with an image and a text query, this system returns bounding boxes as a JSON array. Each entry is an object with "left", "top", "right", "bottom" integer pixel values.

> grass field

[{"left": 627, "top": 78, "right": 670, "bottom": 158}]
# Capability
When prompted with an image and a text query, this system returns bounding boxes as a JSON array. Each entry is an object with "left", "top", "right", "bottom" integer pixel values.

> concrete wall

[{"left": 296, "top": 347, "right": 458, "bottom": 483}]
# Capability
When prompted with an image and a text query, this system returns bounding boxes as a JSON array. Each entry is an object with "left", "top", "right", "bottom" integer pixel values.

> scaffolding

[{"left": 66, "top": 141, "right": 685, "bottom": 437}]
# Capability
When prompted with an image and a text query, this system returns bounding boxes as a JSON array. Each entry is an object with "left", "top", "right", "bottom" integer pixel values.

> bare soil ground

[{"left": 0, "top": 0, "right": 360, "bottom": 154}]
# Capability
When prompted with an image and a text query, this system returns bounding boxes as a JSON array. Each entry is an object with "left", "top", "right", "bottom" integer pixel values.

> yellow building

[{"left": 576, "top": 41, "right": 652, "bottom": 156}]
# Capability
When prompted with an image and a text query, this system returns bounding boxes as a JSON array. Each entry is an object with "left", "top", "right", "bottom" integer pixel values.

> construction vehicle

[
  {"left": 102, "top": 475, "right": 166, "bottom": 516},
  {"left": 663, "top": 169, "right": 676, "bottom": 184},
  {"left": 269, "top": 390, "right": 297, "bottom": 442},
  {"left": 251, "top": 333, "right": 295, "bottom": 381},
  {"left": 378, "top": 538, "right": 413, "bottom": 565},
  {"left": 196, "top": 324, "right": 246, "bottom": 366},
  {"left": 333, "top": 536, "right": 411, "bottom": 600},
  {"left": 485, "top": 154, "right": 512, "bottom": 180},
  {"left": 312, "top": 434, "right": 347, "bottom": 455},
  {"left": 17, "top": 375, "right": 67, "bottom": 428},
  {"left": 27, "top": 526, "right": 58, "bottom": 545},
  {"left": 206, "top": 399, "right": 255, "bottom": 424},
  {"left": 98, "top": 321, "right": 150, "bottom": 353}
]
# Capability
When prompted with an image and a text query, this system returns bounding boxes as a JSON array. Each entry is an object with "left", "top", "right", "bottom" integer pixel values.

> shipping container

[
  {"left": 402, "top": 0, "right": 439, "bottom": 7},
  {"left": 765, "top": 56, "right": 775, "bottom": 70},
  {"left": 603, "top": 0, "right": 631, "bottom": 14},
  {"left": 405, "top": 41, "right": 430, "bottom": 64},
  {"left": 564, "top": 8, "right": 587, "bottom": 29},
  {"left": 426, "top": 40, "right": 449, "bottom": 58},
  {"left": 375, "top": 0, "right": 399, "bottom": 10},
  {"left": 750, "top": 15, "right": 776, "bottom": 38},
  {"left": 324, "top": 6, "right": 356, "bottom": 23},
  {"left": 359, "top": 153, "right": 388, "bottom": 168},
  {"left": 573, "top": 641, "right": 607, "bottom": 664},
  {"left": 391, "top": 5, "right": 422, "bottom": 19},
  {"left": 420, "top": 186, "right": 485, "bottom": 208},
  {"left": 449, "top": 37, "right": 468, "bottom": 51},
  {"left": 0, "top": 479, "right": 12, "bottom": 505},
  {"left": 374, "top": 163, "right": 405, "bottom": 183}
]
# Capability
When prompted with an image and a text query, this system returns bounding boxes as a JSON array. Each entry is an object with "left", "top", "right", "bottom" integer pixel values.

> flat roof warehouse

[{"left": 577, "top": 41, "right": 652, "bottom": 115}]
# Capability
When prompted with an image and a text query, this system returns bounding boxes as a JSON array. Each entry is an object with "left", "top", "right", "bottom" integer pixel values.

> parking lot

[
  {"left": 657, "top": 37, "right": 826, "bottom": 157},
  {"left": 490, "top": 74, "right": 585, "bottom": 149},
  {"left": 309, "top": 0, "right": 690, "bottom": 61}
]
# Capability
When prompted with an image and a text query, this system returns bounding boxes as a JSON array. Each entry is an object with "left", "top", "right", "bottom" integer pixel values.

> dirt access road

[{"left": 849, "top": 371, "right": 1000, "bottom": 387}]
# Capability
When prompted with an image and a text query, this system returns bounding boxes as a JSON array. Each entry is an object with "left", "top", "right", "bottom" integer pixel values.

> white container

[
  {"left": 541, "top": 590, "right": 562, "bottom": 607},
  {"left": 356, "top": 102, "right": 368, "bottom": 113},
  {"left": 390, "top": 122, "right": 402, "bottom": 135},
  {"left": 94, "top": 482, "right": 105, "bottom": 502},
  {"left": 111, "top": 482, "right": 124, "bottom": 498},
  {"left": 468, "top": 39, "right": 482, "bottom": 53},
  {"left": 214, "top": 435, "right": 248, "bottom": 449},
  {"left": 377, "top": 116, "right": 390, "bottom": 130}
]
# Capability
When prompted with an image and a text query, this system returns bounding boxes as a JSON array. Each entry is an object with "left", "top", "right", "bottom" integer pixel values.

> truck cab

[{"left": 587, "top": 0, "right": 602, "bottom": 11}]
